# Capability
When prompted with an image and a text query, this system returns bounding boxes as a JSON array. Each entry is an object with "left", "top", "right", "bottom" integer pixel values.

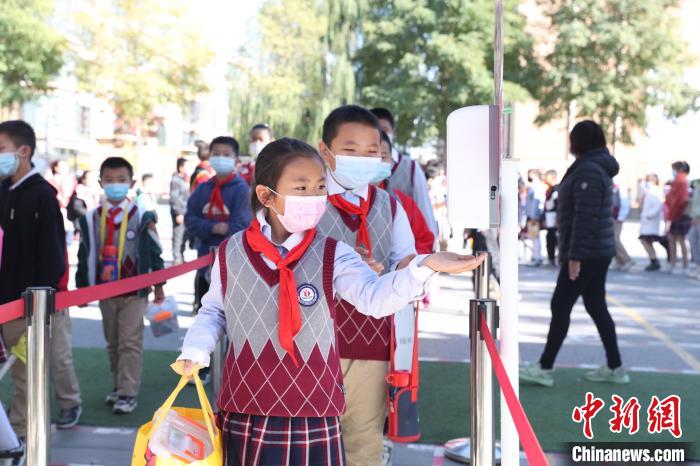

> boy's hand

[
  {"left": 153, "top": 285, "right": 165, "bottom": 303},
  {"left": 355, "top": 247, "right": 384, "bottom": 274},
  {"left": 421, "top": 252, "right": 487, "bottom": 274}
]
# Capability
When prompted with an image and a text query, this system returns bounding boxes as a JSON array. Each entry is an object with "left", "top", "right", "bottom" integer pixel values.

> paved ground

[{"left": 36, "top": 209, "right": 700, "bottom": 464}]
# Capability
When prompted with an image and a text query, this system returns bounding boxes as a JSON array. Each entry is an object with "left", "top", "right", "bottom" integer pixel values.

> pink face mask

[{"left": 268, "top": 188, "right": 327, "bottom": 233}]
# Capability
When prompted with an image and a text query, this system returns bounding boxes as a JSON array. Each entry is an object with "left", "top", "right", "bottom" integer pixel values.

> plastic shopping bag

[{"left": 131, "top": 371, "right": 222, "bottom": 465}]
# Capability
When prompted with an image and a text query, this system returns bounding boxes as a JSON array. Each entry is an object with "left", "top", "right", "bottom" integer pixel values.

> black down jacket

[{"left": 557, "top": 148, "right": 619, "bottom": 262}]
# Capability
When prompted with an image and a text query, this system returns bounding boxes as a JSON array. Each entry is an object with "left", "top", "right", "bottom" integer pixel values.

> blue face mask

[
  {"left": 369, "top": 161, "right": 393, "bottom": 184},
  {"left": 331, "top": 153, "right": 384, "bottom": 190},
  {"left": 0, "top": 152, "right": 19, "bottom": 178},
  {"left": 103, "top": 183, "right": 130, "bottom": 202},
  {"left": 210, "top": 156, "right": 236, "bottom": 175}
]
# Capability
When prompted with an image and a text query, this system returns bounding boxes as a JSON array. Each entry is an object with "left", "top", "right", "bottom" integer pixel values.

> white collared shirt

[
  {"left": 326, "top": 170, "right": 416, "bottom": 269},
  {"left": 178, "top": 209, "right": 435, "bottom": 366},
  {"left": 101, "top": 198, "right": 133, "bottom": 223}
]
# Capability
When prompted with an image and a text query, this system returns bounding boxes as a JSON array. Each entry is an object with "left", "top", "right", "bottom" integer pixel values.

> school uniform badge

[
  {"left": 297, "top": 284, "right": 319, "bottom": 307},
  {"left": 126, "top": 229, "right": 137, "bottom": 240}
]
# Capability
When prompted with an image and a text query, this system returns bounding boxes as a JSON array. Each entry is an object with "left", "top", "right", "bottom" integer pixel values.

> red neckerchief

[
  {"left": 207, "top": 173, "right": 235, "bottom": 221},
  {"left": 105, "top": 206, "right": 122, "bottom": 246},
  {"left": 245, "top": 219, "right": 316, "bottom": 366},
  {"left": 329, "top": 193, "right": 372, "bottom": 257}
]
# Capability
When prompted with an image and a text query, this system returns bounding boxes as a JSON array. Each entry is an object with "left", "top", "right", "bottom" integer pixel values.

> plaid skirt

[{"left": 219, "top": 412, "right": 345, "bottom": 466}]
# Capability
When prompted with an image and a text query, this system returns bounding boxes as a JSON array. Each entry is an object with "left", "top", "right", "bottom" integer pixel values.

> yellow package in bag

[{"left": 131, "top": 370, "right": 223, "bottom": 465}]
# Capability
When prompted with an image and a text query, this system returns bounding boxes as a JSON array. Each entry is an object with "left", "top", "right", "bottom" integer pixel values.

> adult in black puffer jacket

[{"left": 520, "top": 120, "right": 628, "bottom": 387}]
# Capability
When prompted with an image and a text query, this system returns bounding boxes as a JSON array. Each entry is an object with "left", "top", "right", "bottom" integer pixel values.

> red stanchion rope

[
  {"left": 0, "top": 253, "right": 214, "bottom": 326},
  {"left": 480, "top": 314, "right": 549, "bottom": 466}
]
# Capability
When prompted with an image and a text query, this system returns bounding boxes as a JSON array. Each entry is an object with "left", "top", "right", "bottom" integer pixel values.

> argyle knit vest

[
  {"left": 216, "top": 231, "right": 346, "bottom": 417},
  {"left": 388, "top": 154, "right": 415, "bottom": 198},
  {"left": 316, "top": 185, "right": 397, "bottom": 361},
  {"left": 93, "top": 204, "right": 140, "bottom": 280}
]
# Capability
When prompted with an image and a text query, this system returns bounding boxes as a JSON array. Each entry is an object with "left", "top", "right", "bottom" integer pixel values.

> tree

[
  {"left": 73, "top": 0, "right": 212, "bottom": 132},
  {"left": 535, "top": 0, "right": 700, "bottom": 152},
  {"left": 229, "top": 0, "right": 364, "bottom": 148},
  {"left": 0, "top": 0, "right": 64, "bottom": 108},
  {"left": 355, "top": 0, "right": 541, "bottom": 148}
]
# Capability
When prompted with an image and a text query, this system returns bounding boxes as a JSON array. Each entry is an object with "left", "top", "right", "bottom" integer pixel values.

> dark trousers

[
  {"left": 546, "top": 228, "right": 558, "bottom": 263},
  {"left": 171, "top": 213, "right": 186, "bottom": 264},
  {"left": 539, "top": 258, "right": 622, "bottom": 370}
]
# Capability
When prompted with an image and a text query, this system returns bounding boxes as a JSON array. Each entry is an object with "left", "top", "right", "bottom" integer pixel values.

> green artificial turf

[{"left": 1, "top": 352, "right": 697, "bottom": 459}]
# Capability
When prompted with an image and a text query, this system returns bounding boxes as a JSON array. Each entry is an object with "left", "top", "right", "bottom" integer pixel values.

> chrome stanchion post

[
  {"left": 23, "top": 287, "right": 54, "bottom": 466},
  {"left": 444, "top": 254, "right": 501, "bottom": 464},
  {"left": 470, "top": 299, "right": 498, "bottom": 466}
]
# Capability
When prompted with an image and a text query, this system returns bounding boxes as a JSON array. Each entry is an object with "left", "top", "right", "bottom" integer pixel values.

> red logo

[
  {"left": 572, "top": 391, "right": 605, "bottom": 439},
  {"left": 647, "top": 395, "right": 682, "bottom": 438}
]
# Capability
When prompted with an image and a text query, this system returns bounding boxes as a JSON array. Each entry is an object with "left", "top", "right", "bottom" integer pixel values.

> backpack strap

[{"left": 410, "top": 159, "right": 416, "bottom": 189}]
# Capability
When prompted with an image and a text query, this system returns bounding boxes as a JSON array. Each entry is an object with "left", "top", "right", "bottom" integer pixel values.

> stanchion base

[{"left": 443, "top": 438, "right": 502, "bottom": 464}]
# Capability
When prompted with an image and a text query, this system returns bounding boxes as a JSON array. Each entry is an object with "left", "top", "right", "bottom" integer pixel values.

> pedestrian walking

[
  {"left": 169, "top": 158, "right": 189, "bottom": 265},
  {"left": 48, "top": 159, "right": 78, "bottom": 246},
  {"left": 0, "top": 120, "right": 82, "bottom": 447},
  {"left": 525, "top": 169, "right": 546, "bottom": 266},
  {"left": 665, "top": 161, "right": 691, "bottom": 274},
  {"left": 520, "top": 120, "right": 628, "bottom": 387},
  {"left": 639, "top": 174, "right": 669, "bottom": 271},
  {"left": 543, "top": 170, "right": 559, "bottom": 266},
  {"left": 190, "top": 139, "right": 214, "bottom": 192},
  {"left": 687, "top": 178, "right": 700, "bottom": 278},
  {"left": 76, "top": 157, "right": 165, "bottom": 414},
  {"left": 611, "top": 182, "right": 633, "bottom": 271}
]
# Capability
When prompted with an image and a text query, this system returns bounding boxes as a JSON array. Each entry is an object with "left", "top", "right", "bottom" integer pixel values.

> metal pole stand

[
  {"left": 444, "top": 254, "right": 502, "bottom": 464},
  {"left": 23, "top": 287, "right": 55, "bottom": 466}
]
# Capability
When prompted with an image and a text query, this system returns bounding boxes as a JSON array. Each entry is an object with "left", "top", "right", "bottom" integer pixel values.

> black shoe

[
  {"left": 0, "top": 437, "right": 25, "bottom": 466},
  {"left": 645, "top": 261, "right": 661, "bottom": 271},
  {"left": 188, "top": 367, "right": 211, "bottom": 386},
  {"left": 113, "top": 396, "right": 138, "bottom": 414},
  {"left": 105, "top": 389, "right": 118, "bottom": 405},
  {"left": 56, "top": 405, "right": 82, "bottom": 429}
]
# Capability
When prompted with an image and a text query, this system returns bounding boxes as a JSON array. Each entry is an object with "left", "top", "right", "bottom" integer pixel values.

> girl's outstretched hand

[{"left": 421, "top": 252, "right": 487, "bottom": 274}]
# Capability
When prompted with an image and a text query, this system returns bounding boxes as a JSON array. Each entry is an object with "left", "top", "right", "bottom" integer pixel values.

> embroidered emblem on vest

[
  {"left": 297, "top": 283, "right": 319, "bottom": 307},
  {"left": 126, "top": 229, "right": 137, "bottom": 240}
]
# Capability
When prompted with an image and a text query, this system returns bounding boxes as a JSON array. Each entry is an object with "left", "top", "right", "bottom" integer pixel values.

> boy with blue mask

[
  {"left": 317, "top": 105, "right": 421, "bottom": 466},
  {"left": 76, "top": 156, "right": 165, "bottom": 414},
  {"left": 185, "top": 136, "right": 252, "bottom": 301},
  {"left": 1, "top": 120, "right": 82, "bottom": 447}
]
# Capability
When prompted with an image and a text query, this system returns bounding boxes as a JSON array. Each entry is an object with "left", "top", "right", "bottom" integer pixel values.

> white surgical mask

[
  {"left": 0, "top": 152, "right": 19, "bottom": 178},
  {"left": 249, "top": 141, "right": 266, "bottom": 158},
  {"left": 210, "top": 156, "right": 236, "bottom": 175},
  {"left": 329, "top": 152, "right": 384, "bottom": 190}
]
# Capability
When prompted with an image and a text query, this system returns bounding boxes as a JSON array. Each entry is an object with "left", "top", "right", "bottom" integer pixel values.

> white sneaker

[
  {"left": 671, "top": 267, "right": 687, "bottom": 275},
  {"left": 620, "top": 261, "right": 634, "bottom": 272},
  {"left": 382, "top": 439, "right": 393, "bottom": 466}
]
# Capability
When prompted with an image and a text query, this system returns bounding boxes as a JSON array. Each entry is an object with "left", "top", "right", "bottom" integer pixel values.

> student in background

[
  {"left": 611, "top": 181, "right": 633, "bottom": 271},
  {"left": 190, "top": 139, "right": 215, "bottom": 192},
  {"left": 48, "top": 159, "right": 78, "bottom": 246},
  {"left": 316, "top": 105, "right": 418, "bottom": 465},
  {"left": 170, "top": 158, "right": 189, "bottom": 265},
  {"left": 175, "top": 138, "right": 484, "bottom": 465},
  {"left": 76, "top": 157, "right": 165, "bottom": 414},
  {"left": 0, "top": 120, "right": 82, "bottom": 448},
  {"left": 186, "top": 136, "right": 252, "bottom": 315},
  {"left": 371, "top": 107, "right": 439, "bottom": 238},
  {"left": 136, "top": 173, "right": 157, "bottom": 213},
  {"left": 638, "top": 174, "right": 668, "bottom": 271},
  {"left": 239, "top": 123, "right": 274, "bottom": 185}
]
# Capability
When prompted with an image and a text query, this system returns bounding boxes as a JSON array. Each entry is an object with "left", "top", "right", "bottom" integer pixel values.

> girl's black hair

[
  {"left": 251, "top": 137, "right": 326, "bottom": 212},
  {"left": 569, "top": 120, "right": 607, "bottom": 157}
]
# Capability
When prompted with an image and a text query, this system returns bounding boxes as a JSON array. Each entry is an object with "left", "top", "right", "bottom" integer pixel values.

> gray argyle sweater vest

[
  {"left": 216, "top": 230, "right": 346, "bottom": 417},
  {"left": 93, "top": 204, "right": 141, "bottom": 281},
  {"left": 316, "top": 185, "right": 397, "bottom": 361},
  {"left": 388, "top": 154, "right": 415, "bottom": 198}
]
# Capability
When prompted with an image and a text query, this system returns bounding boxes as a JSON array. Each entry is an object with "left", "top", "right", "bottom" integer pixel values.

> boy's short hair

[
  {"left": 672, "top": 161, "right": 690, "bottom": 174},
  {"left": 0, "top": 120, "right": 37, "bottom": 157},
  {"left": 379, "top": 130, "right": 393, "bottom": 152},
  {"left": 322, "top": 105, "right": 381, "bottom": 146},
  {"left": 250, "top": 123, "right": 273, "bottom": 138},
  {"left": 100, "top": 157, "right": 134, "bottom": 179},
  {"left": 210, "top": 136, "right": 239, "bottom": 156},
  {"left": 176, "top": 157, "right": 186, "bottom": 170},
  {"left": 142, "top": 173, "right": 153, "bottom": 182},
  {"left": 370, "top": 108, "right": 395, "bottom": 129}
]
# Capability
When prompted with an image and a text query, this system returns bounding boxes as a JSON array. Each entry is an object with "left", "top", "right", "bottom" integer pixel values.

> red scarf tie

[
  {"left": 245, "top": 219, "right": 317, "bottom": 366},
  {"left": 207, "top": 173, "right": 236, "bottom": 221},
  {"left": 329, "top": 193, "right": 372, "bottom": 257},
  {"left": 105, "top": 207, "right": 122, "bottom": 246}
]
